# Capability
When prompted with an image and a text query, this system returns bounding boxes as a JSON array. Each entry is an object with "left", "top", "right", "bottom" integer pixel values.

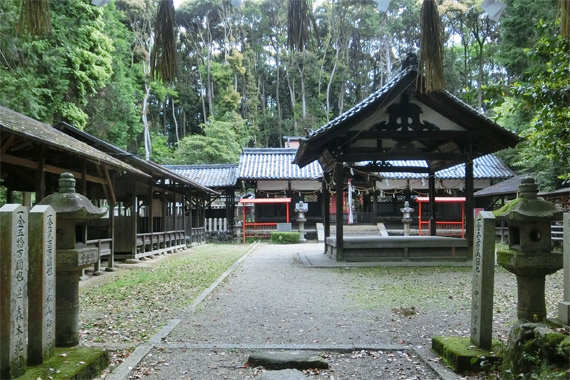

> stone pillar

[
  {"left": 28, "top": 205, "right": 56, "bottom": 364},
  {"left": 558, "top": 212, "right": 570, "bottom": 324},
  {"left": 470, "top": 211, "right": 496, "bottom": 349},
  {"left": 0, "top": 204, "right": 28, "bottom": 378}
]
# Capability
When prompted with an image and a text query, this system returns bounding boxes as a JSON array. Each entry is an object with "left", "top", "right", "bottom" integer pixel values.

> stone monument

[
  {"left": 28, "top": 205, "right": 57, "bottom": 364},
  {"left": 0, "top": 204, "right": 29, "bottom": 378},
  {"left": 400, "top": 201, "right": 414, "bottom": 236},
  {"left": 38, "top": 172, "right": 106, "bottom": 346},
  {"left": 558, "top": 212, "right": 570, "bottom": 325},
  {"left": 495, "top": 177, "right": 563, "bottom": 321},
  {"left": 470, "top": 211, "right": 496, "bottom": 349}
]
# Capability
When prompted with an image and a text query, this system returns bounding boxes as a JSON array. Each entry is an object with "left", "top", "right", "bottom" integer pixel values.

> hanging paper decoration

[
  {"left": 375, "top": 0, "right": 392, "bottom": 12},
  {"left": 418, "top": 0, "right": 445, "bottom": 93},
  {"left": 348, "top": 179, "right": 354, "bottom": 225},
  {"left": 16, "top": 0, "right": 51, "bottom": 35},
  {"left": 481, "top": 0, "right": 506, "bottom": 22},
  {"left": 151, "top": 0, "right": 177, "bottom": 82}
]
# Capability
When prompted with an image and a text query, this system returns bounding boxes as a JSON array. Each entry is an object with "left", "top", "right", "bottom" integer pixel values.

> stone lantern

[
  {"left": 295, "top": 201, "right": 308, "bottom": 242},
  {"left": 495, "top": 176, "right": 563, "bottom": 321},
  {"left": 38, "top": 173, "right": 106, "bottom": 347},
  {"left": 400, "top": 201, "right": 414, "bottom": 236}
]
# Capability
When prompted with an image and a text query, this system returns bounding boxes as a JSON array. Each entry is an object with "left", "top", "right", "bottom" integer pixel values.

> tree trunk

[
  {"left": 171, "top": 96, "right": 179, "bottom": 142},
  {"left": 142, "top": 81, "right": 151, "bottom": 161},
  {"left": 326, "top": 38, "right": 340, "bottom": 122}
]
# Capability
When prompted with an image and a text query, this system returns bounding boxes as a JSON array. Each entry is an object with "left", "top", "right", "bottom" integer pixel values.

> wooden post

[
  {"left": 465, "top": 145, "right": 475, "bottom": 259},
  {"left": 323, "top": 174, "right": 330, "bottom": 253},
  {"left": 130, "top": 180, "right": 137, "bottom": 259},
  {"left": 335, "top": 163, "right": 344, "bottom": 260},
  {"left": 429, "top": 171, "right": 436, "bottom": 236}
]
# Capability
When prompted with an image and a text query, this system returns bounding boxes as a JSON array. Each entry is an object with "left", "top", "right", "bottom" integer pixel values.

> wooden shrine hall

[
  {"left": 293, "top": 59, "right": 520, "bottom": 261},
  {"left": 1, "top": 106, "right": 217, "bottom": 271}
]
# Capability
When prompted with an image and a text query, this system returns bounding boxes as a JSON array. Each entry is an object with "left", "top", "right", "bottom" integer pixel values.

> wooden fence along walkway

[{"left": 205, "top": 217, "right": 228, "bottom": 232}]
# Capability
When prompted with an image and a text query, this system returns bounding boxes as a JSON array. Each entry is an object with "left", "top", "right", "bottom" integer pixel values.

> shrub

[{"left": 271, "top": 231, "right": 300, "bottom": 244}]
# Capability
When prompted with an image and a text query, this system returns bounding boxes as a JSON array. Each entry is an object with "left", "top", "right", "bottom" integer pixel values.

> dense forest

[{"left": 0, "top": 0, "right": 568, "bottom": 190}]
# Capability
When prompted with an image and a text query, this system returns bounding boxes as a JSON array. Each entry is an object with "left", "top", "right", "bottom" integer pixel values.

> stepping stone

[
  {"left": 256, "top": 369, "right": 309, "bottom": 380},
  {"left": 247, "top": 351, "right": 328, "bottom": 370}
]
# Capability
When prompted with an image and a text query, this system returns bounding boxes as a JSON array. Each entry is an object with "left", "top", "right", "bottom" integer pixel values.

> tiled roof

[
  {"left": 294, "top": 64, "right": 520, "bottom": 170},
  {"left": 379, "top": 154, "right": 514, "bottom": 180},
  {"left": 54, "top": 121, "right": 217, "bottom": 195},
  {"left": 474, "top": 174, "right": 525, "bottom": 197},
  {"left": 238, "top": 148, "right": 323, "bottom": 180},
  {"left": 0, "top": 106, "right": 147, "bottom": 177},
  {"left": 164, "top": 164, "right": 238, "bottom": 188}
]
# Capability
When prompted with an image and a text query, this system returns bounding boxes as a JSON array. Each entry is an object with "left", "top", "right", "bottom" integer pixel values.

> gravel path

[{"left": 109, "top": 242, "right": 563, "bottom": 380}]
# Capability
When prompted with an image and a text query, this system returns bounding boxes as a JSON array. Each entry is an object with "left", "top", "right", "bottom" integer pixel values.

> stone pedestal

[
  {"left": 56, "top": 247, "right": 99, "bottom": 346},
  {"left": 400, "top": 201, "right": 414, "bottom": 237}
]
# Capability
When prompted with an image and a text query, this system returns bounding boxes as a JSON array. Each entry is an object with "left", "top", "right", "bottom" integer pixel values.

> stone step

[{"left": 247, "top": 351, "right": 328, "bottom": 370}]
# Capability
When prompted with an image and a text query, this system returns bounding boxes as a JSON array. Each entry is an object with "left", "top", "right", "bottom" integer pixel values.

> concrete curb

[{"left": 105, "top": 242, "right": 260, "bottom": 380}]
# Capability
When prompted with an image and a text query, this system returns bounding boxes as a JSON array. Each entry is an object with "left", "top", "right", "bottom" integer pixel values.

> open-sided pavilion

[{"left": 293, "top": 60, "right": 520, "bottom": 261}]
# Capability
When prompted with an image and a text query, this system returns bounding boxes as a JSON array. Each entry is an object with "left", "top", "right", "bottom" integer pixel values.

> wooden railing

[
  {"left": 86, "top": 237, "right": 113, "bottom": 273},
  {"left": 136, "top": 230, "right": 186, "bottom": 257},
  {"left": 242, "top": 222, "right": 278, "bottom": 242},
  {"left": 419, "top": 221, "right": 465, "bottom": 238},
  {"left": 206, "top": 217, "right": 228, "bottom": 232},
  {"left": 191, "top": 227, "right": 206, "bottom": 244}
]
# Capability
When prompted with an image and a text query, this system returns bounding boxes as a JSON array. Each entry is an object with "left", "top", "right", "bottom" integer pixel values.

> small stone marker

[
  {"left": 0, "top": 204, "right": 29, "bottom": 378},
  {"left": 558, "top": 212, "right": 570, "bottom": 324},
  {"left": 28, "top": 205, "right": 57, "bottom": 364},
  {"left": 470, "top": 211, "right": 496, "bottom": 349}
]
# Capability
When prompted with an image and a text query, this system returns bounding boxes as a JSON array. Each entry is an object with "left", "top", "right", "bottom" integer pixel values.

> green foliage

[
  {"left": 271, "top": 231, "right": 301, "bottom": 244},
  {"left": 510, "top": 27, "right": 570, "bottom": 188},
  {"left": 170, "top": 113, "right": 249, "bottom": 164}
]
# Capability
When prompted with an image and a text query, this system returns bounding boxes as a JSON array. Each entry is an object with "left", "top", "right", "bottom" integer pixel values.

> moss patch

[
  {"left": 18, "top": 347, "right": 109, "bottom": 380},
  {"left": 432, "top": 336, "right": 502, "bottom": 372}
]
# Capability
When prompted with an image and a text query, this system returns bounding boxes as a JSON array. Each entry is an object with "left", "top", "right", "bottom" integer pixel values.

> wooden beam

[
  {"left": 1, "top": 135, "right": 16, "bottom": 154},
  {"left": 339, "top": 152, "right": 467, "bottom": 162},
  {"left": 346, "top": 130, "right": 475, "bottom": 141},
  {"left": 103, "top": 165, "right": 117, "bottom": 205},
  {"left": 350, "top": 165, "right": 431, "bottom": 174},
  {"left": 1, "top": 153, "right": 108, "bottom": 185}
]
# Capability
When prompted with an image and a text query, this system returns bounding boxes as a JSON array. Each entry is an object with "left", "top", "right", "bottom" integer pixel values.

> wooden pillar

[
  {"left": 429, "top": 170, "right": 437, "bottom": 236},
  {"left": 372, "top": 188, "right": 378, "bottom": 224},
  {"left": 36, "top": 146, "right": 46, "bottom": 201},
  {"left": 161, "top": 183, "right": 167, "bottom": 233},
  {"left": 130, "top": 180, "right": 137, "bottom": 259},
  {"left": 187, "top": 194, "right": 193, "bottom": 244},
  {"left": 107, "top": 200, "right": 116, "bottom": 271},
  {"left": 335, "top": 163, "right": 344, "bottom": 260},
  {"left": 465, "top": 145, "right": 474, "bottom": 259},
  {"left": 323, "top": 174, "right": 330, "bottom": 253}
]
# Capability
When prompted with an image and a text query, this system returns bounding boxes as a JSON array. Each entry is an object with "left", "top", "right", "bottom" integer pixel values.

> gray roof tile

[
  {"left": 164, "top": 164, "right": 238, "bottom": 188},
  {"left": 238, "top": 148, "right": 323, "bottom": 180}
]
